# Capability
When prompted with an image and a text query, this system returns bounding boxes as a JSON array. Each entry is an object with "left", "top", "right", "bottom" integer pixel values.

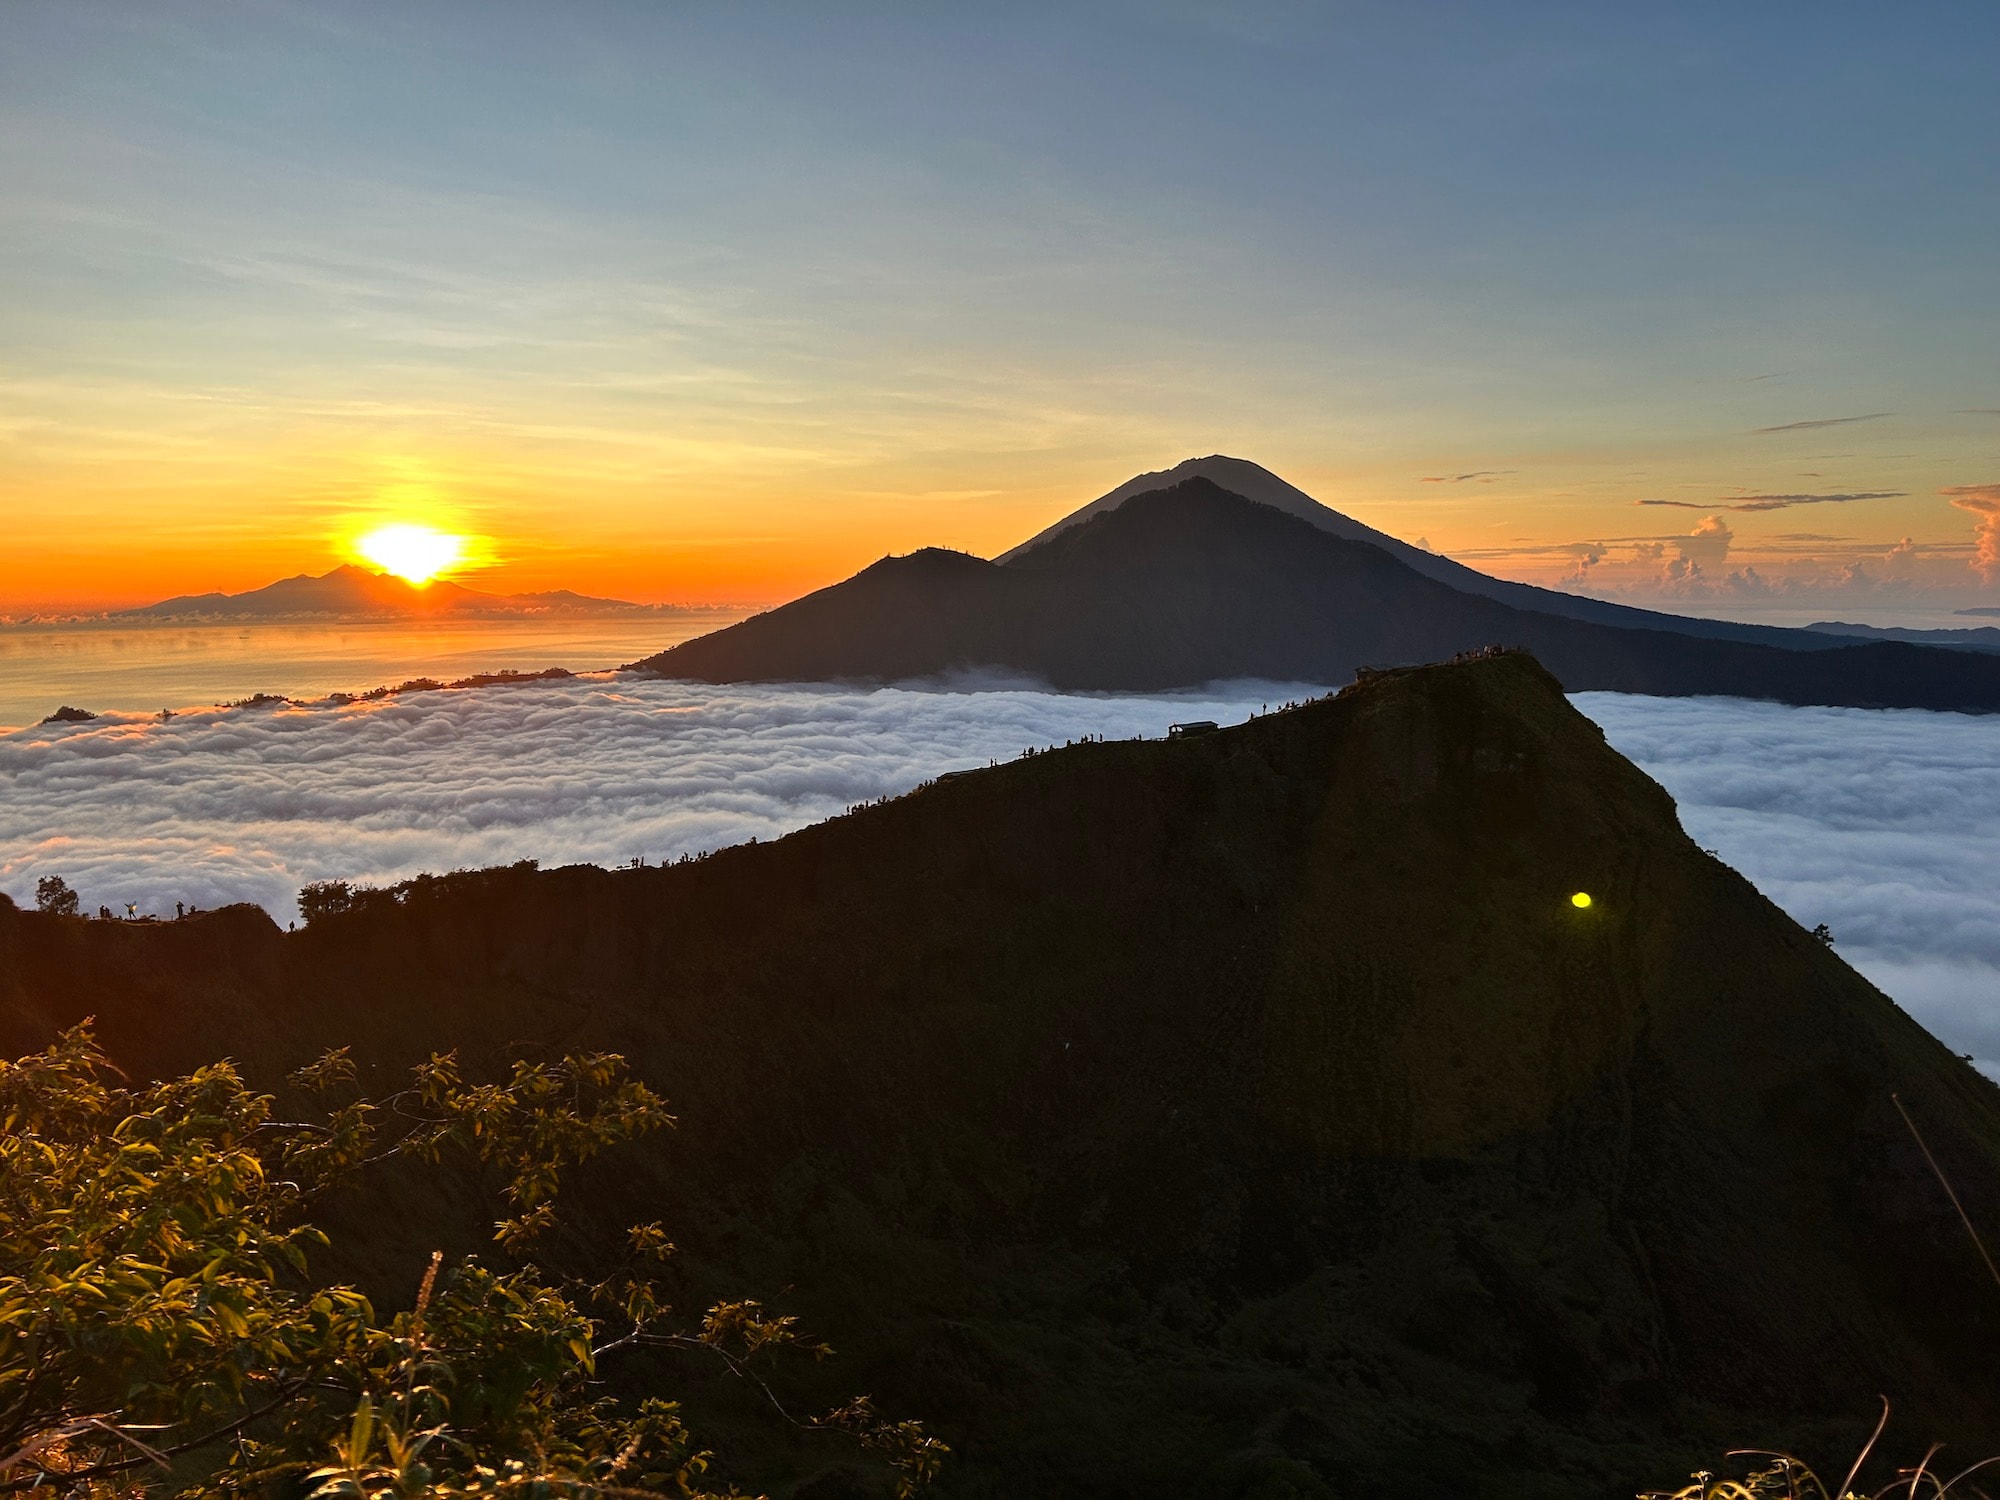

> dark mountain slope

[
  {"left": 999, "top": 454, "right": 1842, "bottom": 651},
  {"left": 634, "top": 478, "right": 2000, "bottom": 711},
  {"left": 1807, "top": 620, "right": 2000, "bottom": 653},
  {"left": 5, "top": 653, "right": 2000, "bottom": 1496},
  {"left": 634, "top": 546, "right": 1017, "bottom": 683}
]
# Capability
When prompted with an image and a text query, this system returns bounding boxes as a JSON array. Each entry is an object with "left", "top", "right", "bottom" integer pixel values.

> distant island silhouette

[{"left": 123, "top": 564, "right": 664, "bottom": 620}]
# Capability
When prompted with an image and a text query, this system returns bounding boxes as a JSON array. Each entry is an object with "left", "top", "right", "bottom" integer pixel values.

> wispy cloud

[
  {"left": 1418, "top": 470, "right": 1515, "bottom": 483},
  {"left": 1755, "top": 413, "right": 1891, "bottom": 433},
  {"left": 1636, "top": 491, "right": 1902, "bottom": 513},
  {"left": 1454, "top": 531, "right": 1955, "bottom": 562}
]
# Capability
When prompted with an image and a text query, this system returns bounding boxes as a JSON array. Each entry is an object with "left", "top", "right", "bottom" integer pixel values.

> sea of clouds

[
  {"left": 3, "top": 676, "right": 1995, "bottom": 1071},
  {"left": 1578, "top": 692, "right": 2000, "bottom": 1073},
  {"left": 0, "top": 673, "right": 1297, "bottom": 921}
]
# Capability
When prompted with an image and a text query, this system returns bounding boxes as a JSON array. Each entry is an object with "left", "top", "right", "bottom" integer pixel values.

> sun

[{"left": 355, "top": 524, "right": 468, "bottom": 586}]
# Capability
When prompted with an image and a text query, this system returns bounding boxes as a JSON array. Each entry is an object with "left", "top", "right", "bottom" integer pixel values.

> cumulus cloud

[
  {"left": 1560, "top": 542, "right": 1608, "bottom": 583},
  {"left": 1943, "top": 483, "right": 2000, "bottom": 578},
  {"left": 1637, "top": 491, "right": 1902, "bottom": 513},
  {"left": 1882, "top": 536, "right": 1921, "bottom": 576},
  {"left": 0, "top": 674, "right": 1298, "bottom": 925},
  {"left": 1674, "top": 514, "right": 1733, "bottom": 570},
  {"left": 1550, "top": 529, "right": 1975, "bottom": 608},
  {"left": 1755, "top": 413, "right": 1892, "bottom": 433},
  {"left": 1578, "top": 692, "right": 2000, "bottom": 1075},
  {"left": 1589, "top": 516, "right": 1918, "bottom": 600}
]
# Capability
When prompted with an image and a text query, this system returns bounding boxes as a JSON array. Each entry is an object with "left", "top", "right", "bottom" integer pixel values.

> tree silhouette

[{"left": 32, "top": 875, "right": 79, "bottom": 918}]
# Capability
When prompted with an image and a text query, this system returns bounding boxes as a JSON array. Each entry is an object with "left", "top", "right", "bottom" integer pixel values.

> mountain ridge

[
  {"left": 1805, "top": 619, "right": 2000, "bottom": 653},
  {"left": 632, "top": 478, "right": 2000, "bottom": 712},
  {"left": 5, "top": 651, "right": 1998, "bottom": 1495},
  {"left": 999, "top": 455, "right": 1849, "bottom": 652}
]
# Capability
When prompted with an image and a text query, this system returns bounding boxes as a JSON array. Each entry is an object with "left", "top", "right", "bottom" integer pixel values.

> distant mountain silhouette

[
  {"left": 124, "top": 565, "right": 647, "bottom": 619},
  {"left": 1000, "top": 455, "right": 1842, "bottom": 651},
  {"left": 633, "top": 476, "right": 2000, "bottom": 712},
  {"left": 8, "top": 653, "right": 1999, "bottom": 1493},
  {"left": 1805, "top": 620, "right": 2000, "bottom": 653}
]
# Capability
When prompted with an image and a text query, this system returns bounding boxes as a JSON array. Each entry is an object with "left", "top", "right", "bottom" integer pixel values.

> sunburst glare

[{"left": 355, "top": 524, "right": 468, "bottom": 586}]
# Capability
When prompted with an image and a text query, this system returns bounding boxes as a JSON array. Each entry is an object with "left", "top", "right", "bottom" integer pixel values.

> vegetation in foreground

[
  {"left": 11, "top": 655, "right": 2000, "bottom": 1492},
  {"left": 0, "top": 1027, "right": 943, "bottom": 1499},
  {"left": 5, "top": 1021, "right": 1992, "bottom": 1500},
  {"left": 1646, "top": 1402, "right": 1999, "bottom": 1500}
]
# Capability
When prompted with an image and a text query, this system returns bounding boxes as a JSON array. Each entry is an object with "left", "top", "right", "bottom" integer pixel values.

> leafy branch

[{"left": 0, "top": 1025, "right": 944, "bottom": 1499}]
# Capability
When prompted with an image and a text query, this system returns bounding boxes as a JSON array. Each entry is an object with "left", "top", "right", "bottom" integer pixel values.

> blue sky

[{"left": 3, "top": 0, "right": 1997, "bottom": 616}]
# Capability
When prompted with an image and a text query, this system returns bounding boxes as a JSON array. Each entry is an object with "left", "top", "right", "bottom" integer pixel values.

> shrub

[
  {"left": 0, "top": 1027, "right": 944, "bottom": 1499},
  {"left": 33, "top": 874, "right": 80, "bottom": 918},
  {"left": 1646, "top": 1405, "right": 1997, "bottom": 1500},
  {"left": 297, "top": 879, "right": 357, "bottom": 925}
]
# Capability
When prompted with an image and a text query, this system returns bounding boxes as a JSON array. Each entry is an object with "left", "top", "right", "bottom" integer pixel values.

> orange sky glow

[
  {"left": 7, "top": 425, "right": 1996, "bottom": 623},
  {"left": 4, "top": 5, "right": 1998, "bottom": 626}
]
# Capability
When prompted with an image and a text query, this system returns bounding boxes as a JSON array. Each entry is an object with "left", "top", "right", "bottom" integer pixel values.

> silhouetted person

[{"left": 176, "top": 901, "right": 184, "bottom": 920}]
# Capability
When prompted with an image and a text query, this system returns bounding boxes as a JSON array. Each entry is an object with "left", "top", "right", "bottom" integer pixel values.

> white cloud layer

[
  {"left": 1578, "top": 692, "right": 2000, "bottom": 1076},
  {"left": 0, "top": 673, "right": 1297, "bottom": 924},
  {"left": 4, "top": 676, "right": 1995, "bottom": 1076}
]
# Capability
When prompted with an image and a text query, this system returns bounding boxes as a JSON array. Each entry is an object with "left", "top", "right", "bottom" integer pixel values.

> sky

[{"left": 3, "top": 1, "right": 1998, "bottom": 619}]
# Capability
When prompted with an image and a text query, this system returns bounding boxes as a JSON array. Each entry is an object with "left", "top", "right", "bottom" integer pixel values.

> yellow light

[
  {"left": 355, "top": 524, "right": 466, "bottom": 586},
  {"left": 1571, "top": 891, "right": 1593, "bottom": 909}
]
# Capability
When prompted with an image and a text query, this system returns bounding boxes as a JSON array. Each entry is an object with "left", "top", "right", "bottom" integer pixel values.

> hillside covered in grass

[{"left": 5, "top": 652, "right": 1999, "bottom": 1496}]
